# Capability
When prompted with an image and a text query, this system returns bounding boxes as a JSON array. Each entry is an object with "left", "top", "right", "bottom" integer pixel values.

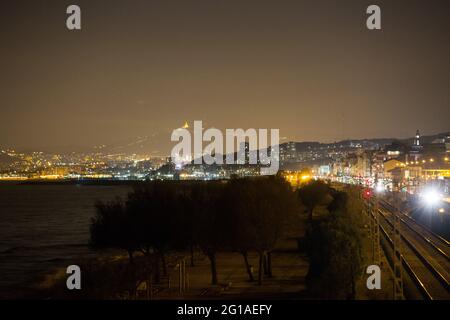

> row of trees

[
  {"left": 90, "top": 177, "right": 300, "bottom": 286},
  {"left": 90, "top": 177, "right": 365, "bottom": 298},
  {"left": 304, "top": 185, "right": 365, "bottom": 299}
]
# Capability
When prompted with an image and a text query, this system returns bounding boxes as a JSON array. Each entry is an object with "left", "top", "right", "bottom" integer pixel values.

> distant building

[
  {"left": 413, "top": 129, "right": 421, "bottom": 147},
  {"left": 239, "top": 141, "right": 250, "bottom": 164},
  {"left": 410, "top": 129, "right": 423, "bottom": 161},
  {"left": 318, "top": 165, "right": 331, "bottom": 176},
  {"left": 279, "top": 141, "right": 297, "bottom": 165},
  {"left": 445, "top": 135, "right": 450, "bottom": 154}
]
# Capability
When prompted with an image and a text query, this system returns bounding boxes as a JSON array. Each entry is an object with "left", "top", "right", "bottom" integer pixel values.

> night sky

[{"left": 1, "top": 0, "right": 449, "bottom": 153}]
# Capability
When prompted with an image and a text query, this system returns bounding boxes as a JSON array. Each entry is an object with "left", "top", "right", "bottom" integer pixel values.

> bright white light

[
  {"left": 422, "top": 189, "right": 442, "bottom": 206},
  {"left": 438, "top": 208, "right": 445, "bottom": 213},
  {"left": 375, "top": 183, "right": 385, "bottom": 193}
]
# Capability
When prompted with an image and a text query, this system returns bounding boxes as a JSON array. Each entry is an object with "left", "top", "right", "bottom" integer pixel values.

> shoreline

[{"left": 5, "top": 250, "right": 129, "bottom": 300}]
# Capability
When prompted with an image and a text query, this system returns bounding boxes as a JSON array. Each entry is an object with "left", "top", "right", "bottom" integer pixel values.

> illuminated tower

[
  {"left": 172, "top": 121, "right": 193, "bottom": 169},
  {"left": 410, "top": 129, "right": 423, "bottom": 162},
  {"left": 413, "top": 129, "right": 420, "bottom": 147}
]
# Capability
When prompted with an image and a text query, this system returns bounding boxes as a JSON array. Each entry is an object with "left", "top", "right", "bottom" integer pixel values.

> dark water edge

[
  {"left": 1, "top": 249, "right": 125, "bottom": 300},
  {"left": 0, "top": 183, "right": 133, "bottom": 298}
]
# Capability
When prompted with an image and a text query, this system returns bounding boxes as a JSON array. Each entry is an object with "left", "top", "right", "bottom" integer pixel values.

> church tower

[
  {"left": 413, "top": 129, "right": 420, "bottom": 147},
  {"left": 410, "top": 129, "right": 422, "bottom": 162}
]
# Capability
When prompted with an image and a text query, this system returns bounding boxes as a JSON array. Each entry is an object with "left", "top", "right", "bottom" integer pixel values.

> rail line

[
  {"left": 373, "top": 201, "right": 450, "bottom": 299},
  {"left": 379, "top": 199, "right": 450, "bottom": 250},
  {"left": 377, "top": 221, "right": 433, "bottom": 299}
]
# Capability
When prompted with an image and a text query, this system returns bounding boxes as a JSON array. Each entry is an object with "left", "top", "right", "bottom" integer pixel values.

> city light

[
  {"left": 421, "top": 188, "right": 442, "bottom": 206},
  {"left": 375, "top": 183, "right": 385, "bottom": 193},
  {"left": 438, "top": 208, "right": 445, "bottom": 214},
  {"left": 301, "top": 174, "right": 311, "bottom": 181}
]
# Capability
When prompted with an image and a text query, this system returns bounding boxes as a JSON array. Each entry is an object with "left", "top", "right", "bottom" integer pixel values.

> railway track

[
  {"left": 374, "top": 199, "right": 450, "bottom": 299},
  {"left": 380, "top": 200, "right": 450, "bottom": 258}
]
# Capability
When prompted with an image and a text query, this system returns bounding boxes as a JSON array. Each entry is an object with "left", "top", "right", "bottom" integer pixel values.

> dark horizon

[{"left": 1, "top": 0, "right": 450, "bottom": 152}]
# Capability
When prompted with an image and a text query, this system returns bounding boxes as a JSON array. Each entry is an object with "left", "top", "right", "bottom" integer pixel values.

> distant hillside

[
  {"left": 399, "top": 132, "right": 450, "bottom": 145},
  {"left": 2, "top": 131, "right": 449, "bottom": 157},
  {"left": 285, "top": 131, "right": 449, "bottom": 151}
]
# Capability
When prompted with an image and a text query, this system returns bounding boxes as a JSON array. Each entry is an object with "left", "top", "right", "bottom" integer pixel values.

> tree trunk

[
  {"left": 297, "top": 239, "right": 302, "bottom": 252},
  {"left": 258, "top": 251, "right": 264, "bottom": 285},
  {"left": 309, "top": 208, "right": 314, "bottom": 222},
  {"left": 267, "top": 251, "right": 273, "bottom": 278},
  {"left": 190, "top": 245, "right": 195, "bottom": 267},
  {"left": 350, "top": 266, "right": 356, "bottom": 300},
  {"left": 128, "top": 250, "right": 134, "bottom": 264},
  {"left": 263, "top": 253, "right": 269, "bottom": 275},
  {"left": 161, "top": 252, "right": 167, "bottom": 276},
  {"left": 154, "top": 256, "right": 161, "bottom": 284},
  {"left": 208, "top": 253, "right": 218, "bottom": 285},
  {"left": 242, "top": 252, "right": 254, "bottom": 282}
]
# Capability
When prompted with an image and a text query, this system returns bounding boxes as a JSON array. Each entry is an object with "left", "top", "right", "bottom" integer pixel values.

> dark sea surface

[{"left": 0, "top": 183, "right": 132, "bottom": 298}]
